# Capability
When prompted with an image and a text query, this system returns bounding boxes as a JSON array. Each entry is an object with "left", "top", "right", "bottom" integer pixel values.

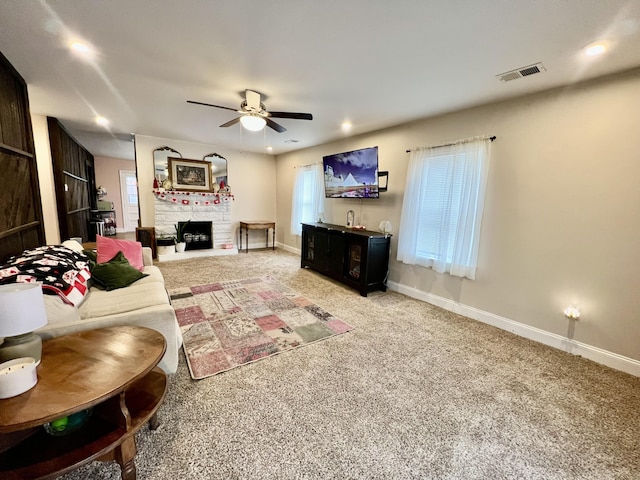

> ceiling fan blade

[
  {"left": 265, "top": 117, "right": 287, "bottom": 133},
  {"left": 245, "top": 90, "right": 261, "bottom": 110},
  {"left": 267, "top": 111, "right": 313, "bottom": 120},
  {"left": 220, "top": 117, "right": 241, "bottom": 128},
  {"left": 187, "top": 100, "right": 240, "bottom": 112}
]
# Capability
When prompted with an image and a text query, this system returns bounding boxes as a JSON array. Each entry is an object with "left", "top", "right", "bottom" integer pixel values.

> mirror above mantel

[
  {"left": 152, "top": 146, "right": 228, "bottom": 190},
  {"left": 203, "top": 152, "right": 228, "bottom": 188},
  {"left": 153, "top": 146, "right": 182, "bottom": 188}
]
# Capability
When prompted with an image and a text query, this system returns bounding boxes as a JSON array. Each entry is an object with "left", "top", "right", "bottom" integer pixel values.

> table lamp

[{"left": 0, "top": 283, "right": 48, "bottom": 365}]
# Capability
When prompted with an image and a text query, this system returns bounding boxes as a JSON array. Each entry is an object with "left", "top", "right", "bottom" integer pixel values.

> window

[
  {"left": 397, "top": 137, "right": 492, "bottom": 279},
  {"left": 291, "top": 163, "right": 325, "bottom": 236}
]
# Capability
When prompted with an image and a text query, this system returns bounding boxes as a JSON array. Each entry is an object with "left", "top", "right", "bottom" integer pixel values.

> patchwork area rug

[{"left": 169, "top": 276, "right": 354, "bottom": 379}]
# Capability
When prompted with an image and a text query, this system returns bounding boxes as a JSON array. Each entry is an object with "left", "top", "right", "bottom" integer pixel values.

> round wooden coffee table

[{"left": 0, "top": 325, "right": 167, "bottom": 480}]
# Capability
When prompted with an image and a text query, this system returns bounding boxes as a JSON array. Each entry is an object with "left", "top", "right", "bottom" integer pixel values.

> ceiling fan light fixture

[
  {"left": 240, "top": 114, "right": 266, "bottom": 131},
  {"left": 188, "top": 90, "right": 312, "bottom": 133}
]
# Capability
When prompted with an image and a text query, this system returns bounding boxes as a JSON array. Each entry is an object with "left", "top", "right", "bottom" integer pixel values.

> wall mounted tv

[{"left": 323, "top": 146, "right": 379, "bottom": 198}]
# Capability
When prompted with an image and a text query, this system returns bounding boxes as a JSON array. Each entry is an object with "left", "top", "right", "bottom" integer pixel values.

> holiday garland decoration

[{"left": 153, "top": 189, "right": 234, "bottom": 206}]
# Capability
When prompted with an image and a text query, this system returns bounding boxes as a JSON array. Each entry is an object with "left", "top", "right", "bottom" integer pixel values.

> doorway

[{"left": 119, "top": 170, "right": 139, "bottom": 232}]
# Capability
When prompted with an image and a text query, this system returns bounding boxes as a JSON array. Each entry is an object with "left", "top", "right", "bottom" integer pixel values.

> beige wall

[
  {"left": 276, "top": 68, "right": 640, "bottom": 364},
  {"left": 135, "top": 135, "right": 276, "bottom": 247},
  {"left": 31, "top": 114, "right": 60, "bottom": 244},
  {"left": 94, "top": 156, "right": 135, "bottom": 231}
]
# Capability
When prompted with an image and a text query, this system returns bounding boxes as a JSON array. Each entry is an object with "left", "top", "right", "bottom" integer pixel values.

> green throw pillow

[
  {"left": 91, "top": 251, "right": 148, "bottom": 291},
  {"left": 83, "top": 248, "right": 97, "bottom": 273}
]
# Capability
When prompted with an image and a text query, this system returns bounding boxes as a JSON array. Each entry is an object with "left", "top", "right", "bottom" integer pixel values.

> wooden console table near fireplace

[
  {"left": 0, "top": 326, "right": 167, "bottom": 480},
  {"left": 239, "top": 220, "right": 275, "bottom": 253}
]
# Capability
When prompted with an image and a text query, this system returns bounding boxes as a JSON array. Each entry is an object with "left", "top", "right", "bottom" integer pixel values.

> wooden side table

[
  {"left": 0, "top": 326, "right": 167, "bottom": 480},
  {"left": 239, "top": 221, "right": 275, "bottom": 253}
]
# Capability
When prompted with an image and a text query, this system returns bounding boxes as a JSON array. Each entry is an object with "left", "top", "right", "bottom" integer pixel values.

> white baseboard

[
  {"left": 276, "top": 242, "right": 300, "bottom": 255},
  {"left": 387, "top": 280, "right": 640, "bottom": 377}
]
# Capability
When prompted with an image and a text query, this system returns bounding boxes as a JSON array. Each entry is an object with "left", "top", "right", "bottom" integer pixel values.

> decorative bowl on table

[{"left": 43, "top": 408, "right": 92, "bottom": 436}]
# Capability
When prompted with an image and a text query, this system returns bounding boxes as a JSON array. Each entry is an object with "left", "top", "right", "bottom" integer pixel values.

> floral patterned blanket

[{"left": 0, "top": 245, "right": 91, "bottom": 306}]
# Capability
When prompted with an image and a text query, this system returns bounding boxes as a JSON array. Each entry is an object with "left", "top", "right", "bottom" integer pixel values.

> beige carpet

[{"left": 60, "top": 249, "right": 640, "bottom": 480}]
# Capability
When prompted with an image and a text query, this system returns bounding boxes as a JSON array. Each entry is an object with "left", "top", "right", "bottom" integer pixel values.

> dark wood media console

[{"left": 301, "top": 222, "right": 391, "bottom": 296}]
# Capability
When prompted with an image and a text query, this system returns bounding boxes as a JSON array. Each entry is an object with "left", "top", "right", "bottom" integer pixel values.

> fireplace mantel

[{"left": 152, "top": 189, "right": 234, "bottom": 204}]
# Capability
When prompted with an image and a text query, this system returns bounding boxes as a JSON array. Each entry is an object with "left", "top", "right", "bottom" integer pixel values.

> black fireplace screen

[{"left": 179, "top": 221, "right": 213, "bottom": 250}]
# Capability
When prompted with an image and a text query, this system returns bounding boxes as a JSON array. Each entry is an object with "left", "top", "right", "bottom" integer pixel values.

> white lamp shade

[
  {"left": 240, "top": 114, "right": 266, "bottom": 131},
  {"left": 0, "top": 283, "right": 48, "bottom": 337}
]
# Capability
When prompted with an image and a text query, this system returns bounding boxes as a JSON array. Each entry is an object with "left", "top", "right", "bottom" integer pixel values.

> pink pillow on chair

[{"left": 96, "top": 235, "right": 145, "bottom": 271}]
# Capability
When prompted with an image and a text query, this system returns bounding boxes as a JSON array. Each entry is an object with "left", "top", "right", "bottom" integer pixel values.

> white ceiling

[{"left": 1, "top": 1, "right": 639, "bottom": 160}]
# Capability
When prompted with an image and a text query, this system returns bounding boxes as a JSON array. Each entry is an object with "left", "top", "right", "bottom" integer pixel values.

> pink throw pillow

[{"left": 96, "top": 235, "right": 144, "bottom": 271}]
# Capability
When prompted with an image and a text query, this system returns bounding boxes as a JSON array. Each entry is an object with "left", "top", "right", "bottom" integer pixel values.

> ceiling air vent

[{"left": 496, "top": 62, "right": 546, "bottom": 82}]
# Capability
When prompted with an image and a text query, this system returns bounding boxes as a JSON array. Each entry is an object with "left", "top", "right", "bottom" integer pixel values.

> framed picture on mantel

[{"left": 168, "top": 157, "right": 213, "bottom": 192}]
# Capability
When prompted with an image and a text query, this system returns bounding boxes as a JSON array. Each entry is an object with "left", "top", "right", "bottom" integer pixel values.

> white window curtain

[
  {"left": 290, "top": 163, "right": 325, "bottom": 236},
  {"left": 397, "top": 137, "right": 492, "bottom": 279}
]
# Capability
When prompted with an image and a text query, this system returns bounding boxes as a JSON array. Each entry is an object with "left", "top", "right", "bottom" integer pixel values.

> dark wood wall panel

[
  {"left": 65, "top": 174, "right": 89, "bottom": 212},
  {"left": 0, "top": 51, "right": 44, "bottom": 263},
  {"left": 47, "top": 116, "right": 95, "bottom": 242},
  {"left": 0, "top": 61, "right": 28, "bottom": 151},
  {"left": 66, "top": 210, "right": 91, "bottom": 239},
  {"left": 0, "top": 151, "right": 36, "bottom": 232}
]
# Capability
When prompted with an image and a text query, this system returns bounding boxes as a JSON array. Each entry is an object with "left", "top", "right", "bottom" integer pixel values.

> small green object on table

[
  {"left": 50, "top": 416, "right": 68, "bottom": 432},
  {"left": 43, "top": 408, "right": 92, "bottom": 436}
]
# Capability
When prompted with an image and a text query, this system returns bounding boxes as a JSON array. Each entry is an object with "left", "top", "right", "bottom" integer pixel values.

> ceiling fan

[{"left": 187, "top": 89, "right": 313, "bottom": 133}]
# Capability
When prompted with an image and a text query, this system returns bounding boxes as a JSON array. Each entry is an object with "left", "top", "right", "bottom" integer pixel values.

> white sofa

[{"left": 37, "top": 246, "right": 182, "bottom": 374}]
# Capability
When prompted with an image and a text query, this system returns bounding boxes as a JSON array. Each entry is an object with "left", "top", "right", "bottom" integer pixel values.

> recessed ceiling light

[
  {"left": 70, "top": 41, "right": 91, "bottom": 54},
  {"left": 265, "top": 146, "right": 273, "bottom": 152},
  {"left": 95, "top": 116, "right": 109, "bottom": 127},
  {"left": 341, "top": 120, "right": 352, "bottom": 132},
  {"left": 585, "top": 43, "right": 606, "bottom": 57}
]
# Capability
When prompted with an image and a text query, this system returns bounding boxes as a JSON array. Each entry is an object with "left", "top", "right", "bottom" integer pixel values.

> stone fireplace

[{"left": 153, "top": 191, "right": 236, "bottom": 259}]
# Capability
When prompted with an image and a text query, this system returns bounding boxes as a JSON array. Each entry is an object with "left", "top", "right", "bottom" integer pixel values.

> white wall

[
  {"left": 31, "top": 114, "right": 60, "bottom": 244},
  {"left": 135, "top": 135, "right": 276, "bottom": 248},
  {"left": 276, "top": 68, "right": 640, "bottom": 372}
]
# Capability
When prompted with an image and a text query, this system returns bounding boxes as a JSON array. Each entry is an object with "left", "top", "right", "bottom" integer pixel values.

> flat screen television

[{"left": 323, "top": 146, "right": 379, "bottom": 198}]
